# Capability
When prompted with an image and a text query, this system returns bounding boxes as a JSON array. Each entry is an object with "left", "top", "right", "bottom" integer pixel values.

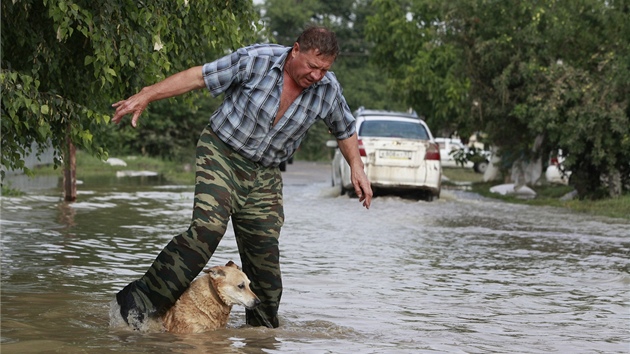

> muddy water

[{"left": 1, "top": 162, "right": 628, "bottom": 353}]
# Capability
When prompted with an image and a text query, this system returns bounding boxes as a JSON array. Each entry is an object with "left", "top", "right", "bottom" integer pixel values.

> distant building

[{"left": 2, "top": 141, "right": 56, "bottom": 176}]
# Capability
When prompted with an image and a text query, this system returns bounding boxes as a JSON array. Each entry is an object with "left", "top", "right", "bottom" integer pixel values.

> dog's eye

[{"left": 238, "top": 283, "right": 245, "bottom": 289}]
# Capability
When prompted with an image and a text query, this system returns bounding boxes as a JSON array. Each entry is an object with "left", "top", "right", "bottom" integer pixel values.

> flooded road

[{"left": 1, "top": 161, "right": 629, "bottom": 353}]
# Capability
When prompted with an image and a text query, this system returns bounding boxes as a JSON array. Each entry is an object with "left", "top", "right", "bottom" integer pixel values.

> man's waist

[{"left": 209, "top": 125, "right": 288, "bottom": 168}]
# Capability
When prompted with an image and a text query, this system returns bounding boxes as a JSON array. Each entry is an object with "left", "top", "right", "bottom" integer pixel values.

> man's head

[
  {"left": 295, "top": 25, "right": 340, "bottom": 59},
  {"left": 286, "top": 26, "right": 339, "bottom": 88}
]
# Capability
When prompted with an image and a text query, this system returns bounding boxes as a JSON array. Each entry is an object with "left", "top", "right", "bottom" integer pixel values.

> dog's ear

[
  {"left": 206, "top": 267, "right": 226, "bottom": 279},
  {"left": 225, "top": 260, "right": 240, "bottom": 269}
]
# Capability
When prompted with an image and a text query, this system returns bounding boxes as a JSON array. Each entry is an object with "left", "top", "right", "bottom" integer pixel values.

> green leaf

[{"left": 1, "top": 0, "right": 259, "bottom": 185}]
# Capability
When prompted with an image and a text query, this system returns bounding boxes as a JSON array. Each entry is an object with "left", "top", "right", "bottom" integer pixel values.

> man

[{"left": 111, "top": 26, "right": 372, "bottom": 330}]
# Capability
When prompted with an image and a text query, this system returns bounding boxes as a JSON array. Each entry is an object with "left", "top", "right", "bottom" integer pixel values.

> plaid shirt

[{"left": 202, "top": 44, "right": 356, "bottom": 167}]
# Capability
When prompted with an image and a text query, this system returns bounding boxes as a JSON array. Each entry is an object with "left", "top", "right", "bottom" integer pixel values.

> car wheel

[
  {"left": 331, "top": 166, "right": 344, "bottom": 194},
  {"left": 331, "top": 169, "right": 342, "bottom": 193},
  {"left": 339, "top": 180, "right": 348, "bottom": 195},
  {"left": 474, "top": 160, "right": 488, "bottom": 174},
  {"left": 424, "top": 190, "right": 440, "bottom": 202}
]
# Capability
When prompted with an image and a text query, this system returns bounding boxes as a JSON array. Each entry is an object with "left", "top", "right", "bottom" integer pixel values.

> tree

[
  {"left": 366, "top": 0, "right": 470, "bottom": 137},
  {"left": 366, "top": 0, "right": 630, "bottom": 198},
  {"left": 107, "top": 92, "right": 222, "bottom": 164},
  {"left": 1, "top": 0, "right": 259, "bottom": 198}
]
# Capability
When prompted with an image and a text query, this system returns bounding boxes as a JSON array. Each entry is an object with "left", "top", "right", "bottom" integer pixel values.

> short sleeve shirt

[{"left": 202, "top": 44, "right": 356, "bottom": 167}]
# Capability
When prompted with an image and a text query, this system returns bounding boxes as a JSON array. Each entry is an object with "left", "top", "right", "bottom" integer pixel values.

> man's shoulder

[
  {"left": 316, "top": 71, "right": 342, "bottom": 91},
  {"left": 238, "top": 43, "right": 290, "bottom": 58},
  {"left": 324, "top": 71, "right": 340, "bottom": 84}
]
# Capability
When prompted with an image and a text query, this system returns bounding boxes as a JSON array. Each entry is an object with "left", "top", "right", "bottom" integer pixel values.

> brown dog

[{"left": 161, "top": 261, "right": 261, "bottom": 333}]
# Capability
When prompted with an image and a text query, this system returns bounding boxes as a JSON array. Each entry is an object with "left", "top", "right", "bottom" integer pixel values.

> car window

[{"left": 359, "top": 120, "right": 429, "bottom": 140}]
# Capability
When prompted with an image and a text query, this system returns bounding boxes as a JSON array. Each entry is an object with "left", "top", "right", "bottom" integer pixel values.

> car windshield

[{"left": 359, "top": 120, "right": 429, "bottom": 140}]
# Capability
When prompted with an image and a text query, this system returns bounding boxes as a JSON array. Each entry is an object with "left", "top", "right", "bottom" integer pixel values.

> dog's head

[{"left": 204, "top": 261, "right": 261, "bottom": 309}]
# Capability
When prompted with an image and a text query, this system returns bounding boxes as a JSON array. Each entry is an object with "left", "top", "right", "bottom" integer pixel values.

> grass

[
  {"left": 442, "top": 167, "right": 630, "bottom": 221},
  {"left": 0, "top": 181, "right": 25, "bottom": 197},
  {"left": 24, "top": 150, "right": 197, "bottom": 185},
  {"left": 441, "top": 167, "right": 485, "bottom": 184}
]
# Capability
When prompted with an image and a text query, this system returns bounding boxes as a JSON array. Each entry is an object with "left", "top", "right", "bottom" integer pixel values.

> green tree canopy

[
  {"left": 1, "top": 0, "right": 259, "bottom": 177},
  {"left": 367, "top": 0, "right": 630, "bottom": 198}
]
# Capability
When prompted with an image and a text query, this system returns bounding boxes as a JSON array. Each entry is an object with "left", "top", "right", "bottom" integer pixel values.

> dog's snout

[{"left": 250, "top": 297, "right": 261, "bottom": 309}]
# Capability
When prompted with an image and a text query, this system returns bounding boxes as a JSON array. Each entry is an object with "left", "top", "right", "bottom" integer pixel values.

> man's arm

[
  {"left": 337, "top": 133, "right": 373, "bottom": 209},
  {"left": 112, "top": 66, "right": 206, "bottom": 127}
]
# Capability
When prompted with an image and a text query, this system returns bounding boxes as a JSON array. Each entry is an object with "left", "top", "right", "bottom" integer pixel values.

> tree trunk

[
  {"left": 608, "top": 170, "right": 622, "bottom": 198},
  {"left": 63, "top": 132, "right": 77, "bottom": 202}
]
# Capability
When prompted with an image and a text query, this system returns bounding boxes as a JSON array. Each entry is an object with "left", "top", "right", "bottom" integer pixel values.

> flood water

[{"left": 1, "top": 162, "right": 628, "bottom": 353}]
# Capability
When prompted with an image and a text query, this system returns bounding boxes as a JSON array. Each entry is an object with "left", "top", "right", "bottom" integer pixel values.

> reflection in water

[
  {"left": 1, "top": 165, "right": 629, "bottom": 353},
  {"left": 57, "top": 201, "right": 77, "bottom": 228}
]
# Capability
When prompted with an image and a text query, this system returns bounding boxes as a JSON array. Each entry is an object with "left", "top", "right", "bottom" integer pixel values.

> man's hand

[
  {"left": 112, "top": 89, "right": 151, "bottom": 127},
  {"left": 111, "top": 66, "right": 205, "bottom": 128},
  {"left": 351, "top": 167, "right": 372, "bottom": 209},
  {"left": 336, "top": 133, "right": 373, "bottom": 209}
]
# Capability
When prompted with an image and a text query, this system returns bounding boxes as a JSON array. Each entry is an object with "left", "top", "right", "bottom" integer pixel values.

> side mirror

[{"left": 325, "top": 140, "right": 338, "bottom": 148}]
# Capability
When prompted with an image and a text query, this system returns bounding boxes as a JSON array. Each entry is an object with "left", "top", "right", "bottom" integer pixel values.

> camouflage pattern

[{"left": 116, "top": 125, "right": 284, "bottom": 329}]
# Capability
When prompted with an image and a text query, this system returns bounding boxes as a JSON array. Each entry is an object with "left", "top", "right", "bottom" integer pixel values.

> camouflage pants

[{"left": 116, "top": 125, "right": 284, "bottom": 329}]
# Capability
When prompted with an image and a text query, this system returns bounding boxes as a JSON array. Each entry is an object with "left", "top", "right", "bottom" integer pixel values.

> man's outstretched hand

[{"left": 111, "top": 89, "right": 152, "bottom": 128}]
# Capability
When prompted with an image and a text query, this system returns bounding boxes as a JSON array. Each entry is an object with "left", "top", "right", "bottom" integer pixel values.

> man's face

[{"left": 289, "top": 43, "right": 335, "bottom": 89}]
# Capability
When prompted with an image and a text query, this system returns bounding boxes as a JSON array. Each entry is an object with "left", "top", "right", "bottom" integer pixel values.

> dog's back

[
  {"left": 161, "top": 273, "right": 229, "bottom": 333},
  {"left": 161, "top": 261, "right": 260, "bottom": 333}
]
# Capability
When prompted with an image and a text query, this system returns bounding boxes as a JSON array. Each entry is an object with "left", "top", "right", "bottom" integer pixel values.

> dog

[{"left": 160, "top": 261, "right": 261, "bottom": 333}]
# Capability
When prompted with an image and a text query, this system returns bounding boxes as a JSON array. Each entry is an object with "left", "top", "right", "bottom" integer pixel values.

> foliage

[
  {"left": 365, "top": 0, "right": 470, "bottom": 135},
  {"left": 1, "top": 182, "right": 25, "bottom": 197},
  {"left": 107, "top": 91, "right": 221, "bottom": 163},
  {"left": 1, "top": 0, "right": 259, "bottom": 177},
  {"left": 262, "top": 0, "right": 322, "bottom": 45},
  {"left": 366, "top": 0, "right": 630, "bottom": 199}
]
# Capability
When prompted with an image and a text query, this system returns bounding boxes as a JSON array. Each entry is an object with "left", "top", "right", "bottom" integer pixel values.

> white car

[
  {"left": 435, "top": 138, "right": 474, "bottom": 169},
  {"left": 546, "top": 150, "right": 571, "bottom": 184},
  {"left": 435, "top": 137, "right": 491, "bottom": 173},
  {"left": 327, "top": 108, "right": 442, "bottom": 201}
]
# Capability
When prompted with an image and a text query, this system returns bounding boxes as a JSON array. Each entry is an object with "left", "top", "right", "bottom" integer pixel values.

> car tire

[
  {"left": 425, "top": 190, "right": 440, "bottom": 202},
  {"left": 474, "top": 160, "right": 488, "bottom": 174},
  {"left": 331, "top": 170, "right": 343, "bottom": 195}
]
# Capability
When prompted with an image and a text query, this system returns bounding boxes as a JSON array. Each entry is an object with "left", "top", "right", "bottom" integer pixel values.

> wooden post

[{"left": 63, "top": 129, "right": 77, "bottom": 202}]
